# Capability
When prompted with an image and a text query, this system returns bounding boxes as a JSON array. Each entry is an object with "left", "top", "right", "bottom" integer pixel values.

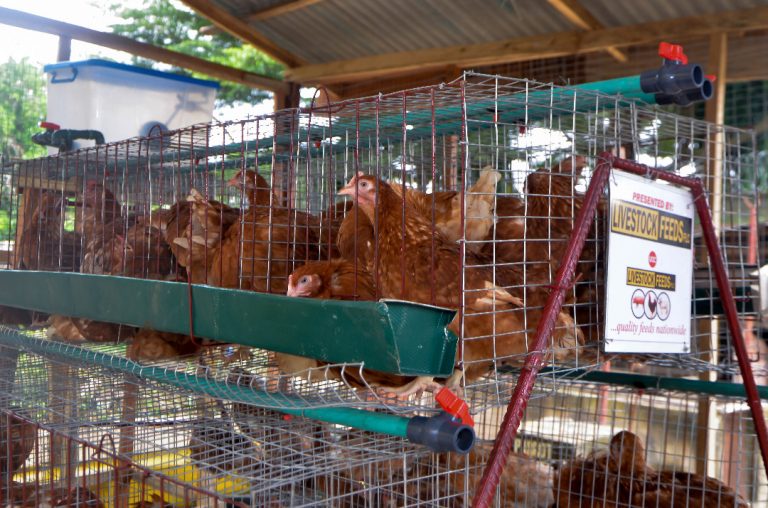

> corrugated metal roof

[
  {"left": 216, "top": 0, "right": 283, "bottom": 16},
  {"left": 212, "top": 0, "right": 576, "bottom": 63},
  {"left": 200, "top": 0, "right": 768, "bottom": 71},
  {"left": 582, "top": 0, "right": 768, "bottom": 28}
]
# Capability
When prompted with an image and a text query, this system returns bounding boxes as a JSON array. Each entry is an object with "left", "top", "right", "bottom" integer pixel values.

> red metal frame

[{"left": 472, "top": 152, "right": 768, "bottom": 507}]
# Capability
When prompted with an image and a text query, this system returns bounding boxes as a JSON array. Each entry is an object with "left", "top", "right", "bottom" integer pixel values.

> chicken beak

[
  {"left": 286, "top": 282, "right": 299, "bottom": 297},
  {"left": 225, "top": 174, "right": 241, "bottom": 188},
  {"left": 337, "top": 182, "right": 356, "bottom": 197}
]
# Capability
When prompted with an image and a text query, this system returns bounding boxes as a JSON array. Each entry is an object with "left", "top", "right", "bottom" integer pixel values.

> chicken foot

[{"left": 375, "top": 375, "right": 442, "bottom": 397}]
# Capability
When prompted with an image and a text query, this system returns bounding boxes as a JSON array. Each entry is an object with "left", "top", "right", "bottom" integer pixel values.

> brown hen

[
  {"left": 389, "top": 168, "right": 500, "bottom": 248},
  {"left": 160, "top": 190, "right": 240, "bottom": 283},
  {"left": 53, "top": 200, "right": 137, "bottom": 343},
  {"left": 336, "top": 204, "right": 376, "bottom": 268},
  {"left": 287, "top": 259, "right": 375, "bottom": 300},
  {"left": 483, "top": 157, "right": 591, "bottom": 274},
  {"left": 339, "top": 173, "right": 583, "bottom": 392},
  {"left": 208, "top": 205, "right": 324, "bottom": 293},
  {"left": 117, "top": 218, "right": 176, "bottom": 280},
  {"left": 17, "top": 190, "right": 80, "bottom": 271},
  {"left": 555, "top": 431, "right": 748, "bottom": 508},
  {"left": 0, "top": 410, "right": 36, "bottom": 477},
  {"left": 415, "top": 440, "right": 553, "bottom": 507},
  {"left": 75, "top": 180, "right": 122, "bottom": 240},
  {"left": 226, "top": 168, "right": 273, "bottom": 210},
  {"left": 285, "top": 260, "right": 423, "bottom": 390},
  {"left": 127, "top": 329, "right": 201, "bottom": 362},
  {"left": 483, "top": 156, "right": 606, "bottom": 343},
  {"left": 54, "top": 196, "right": 156, "bottom": 344}
]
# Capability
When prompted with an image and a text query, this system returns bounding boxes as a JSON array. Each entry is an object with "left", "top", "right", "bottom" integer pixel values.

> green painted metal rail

[
  {"left": 0, "top": 330, "right": 412, "bottom": 438},
  {"left": 23, "top": 74, "right": 659, "bottom": 176},
  {"left": 0, "top": 271, "right": 457, "bottom": 377},
  {"left": 536, "top": 367, "right": 768, "bottom": 400}
]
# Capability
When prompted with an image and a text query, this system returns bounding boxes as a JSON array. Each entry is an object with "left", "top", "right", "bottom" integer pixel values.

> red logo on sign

[{"left": 648, "top": 251, "right": 657, "bottom": 267}]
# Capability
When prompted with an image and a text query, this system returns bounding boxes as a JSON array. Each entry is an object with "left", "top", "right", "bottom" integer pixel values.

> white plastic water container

[{"left": 43, "top": 59, "right": 219, "bottom": 150}]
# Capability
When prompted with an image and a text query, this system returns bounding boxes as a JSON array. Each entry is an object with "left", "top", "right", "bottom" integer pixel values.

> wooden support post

[
  {"left": 47, "top": 363, "right": 80, "bottom": 495},
  {"left": 57, "top": 35, "right": 71, "bottom": 62},
  {"left": 695, "top": 32, "right": 728, "bottom": 478},
  {"left": 274, "top": 81, "right": 301, "bottom": 112},
  {"left": 272, "top": 82, "right": 301, "bottom": 207},
  {"left": 445, "top": 135, "right": 460, "bottom": 190},
  {"left": 12, "top": 190, "right": 37, "bottom": 269},
  {"left": 705, "top": 33, "right": 727, "bottom": 232}
]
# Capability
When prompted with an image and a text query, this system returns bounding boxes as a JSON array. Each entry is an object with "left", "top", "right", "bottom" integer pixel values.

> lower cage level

[{"left": 0, "top": 326, "right": 764, "bottom": 507}]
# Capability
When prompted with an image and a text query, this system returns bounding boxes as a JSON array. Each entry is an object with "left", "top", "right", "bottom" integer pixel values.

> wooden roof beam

[
  {"left": 0, "top": 6, "right": 289, "bottom": 94},
  {"left": 200, "top": 0, "right": 325, "bottom": 34},
  {"left": 286, "top": 6, "right": 768, "bottom": 84},
  {"left": 248, "top": 0, "right": 325, "bottom": 21},
  {"left": 546, "top": 0, "right": 627, "bottom": 62},
  {"left": 333, "top": 66, "right": 463, "bottom": 100},
  {"left": 182, "top": 0, "right": 304, "bottom": 67}
]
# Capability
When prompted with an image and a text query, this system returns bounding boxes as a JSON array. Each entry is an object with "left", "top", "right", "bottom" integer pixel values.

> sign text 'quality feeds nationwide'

[{"left": 604, "top": 171, "right": 694, "bottom": 353}]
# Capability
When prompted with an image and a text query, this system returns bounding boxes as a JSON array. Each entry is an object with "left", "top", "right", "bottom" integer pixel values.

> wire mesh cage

[
  {"left": 0, "top": 330, "right": 421, "bottom": 507},
  {"left": 0, "top": 72, "right": 759, "bottom": 392},
  {"left": 0, "top": 329, "right": 762, "bottom": 507},
  {"left": 513, "top": 377, "right": 767, "bottom": 507},
  {"left": 0, "top": 71, "right": 763, "bottom": 506}
]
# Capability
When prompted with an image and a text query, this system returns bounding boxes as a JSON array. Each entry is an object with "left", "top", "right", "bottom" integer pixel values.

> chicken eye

[
  {"left": 360, "top": 181, "right": 368, "bottom": 188},
  {"left": 299, "top": 276, "right": 309, "bottom": 285}
]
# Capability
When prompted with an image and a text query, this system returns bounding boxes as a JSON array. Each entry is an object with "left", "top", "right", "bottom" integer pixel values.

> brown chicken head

[
  {"left": 609, "top": 431, "right": 647, "bottom": 475},
  {"left": 338, "top": 172, "right": 378, "bottom": 206},
  {"left": 226, "top": 169, "right": 266, "bottom": 190},
  {"left": 287, "top": 270, "right": 323, "bottom": 297},
  {"left": 227, "top": 169, "right": 273, "bottom": 207},
  {"left": 79, "top": 179, "right": 117, "bottom": 209}
]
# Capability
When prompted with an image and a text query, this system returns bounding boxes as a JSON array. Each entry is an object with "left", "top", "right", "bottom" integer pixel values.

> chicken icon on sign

[{"left": 644, "top": 290, "right": 658, "bottom": 319}]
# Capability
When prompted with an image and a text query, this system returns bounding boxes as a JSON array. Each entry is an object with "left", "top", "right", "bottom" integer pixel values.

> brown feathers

[
  {"left": 287, "top": 259, "right": 376, "bottom": 300},
  {"left": 555, "top": 431, "right": 748, "bottom": 507},
  {"left": 339, "top": 172, "right": 583, "bottom": 386}
]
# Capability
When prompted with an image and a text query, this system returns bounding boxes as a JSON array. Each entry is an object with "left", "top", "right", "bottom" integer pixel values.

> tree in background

[
  {"left": 0, "top": 58, "right": 47, "bottom": 160},
  {"left": 0, "top": 58, "right": 47, "bottom": 239},
  {"left": 108, "top": 0, "right": 283, "bottom": 107}
]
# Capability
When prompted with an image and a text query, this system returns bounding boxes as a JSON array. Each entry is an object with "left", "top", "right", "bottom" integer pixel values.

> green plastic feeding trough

[
  {"left": 0, "top": 271, "right": 458, "bottom": 377},
  {"left": 0, "top": 271, "right": 476, "bottom": 454}
]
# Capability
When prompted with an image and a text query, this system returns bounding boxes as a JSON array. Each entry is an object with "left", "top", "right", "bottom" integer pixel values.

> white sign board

[{"left": 604, "top": 171, "right": 694, "bottom": 353}]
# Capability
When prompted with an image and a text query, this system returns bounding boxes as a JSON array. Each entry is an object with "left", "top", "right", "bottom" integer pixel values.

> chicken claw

[{"left": 375, "top": 376, "right": 441, "bottom": 398}]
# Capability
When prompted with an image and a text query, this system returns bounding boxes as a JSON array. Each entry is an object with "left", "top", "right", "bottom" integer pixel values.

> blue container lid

[{"left": 44, "top": 59, "right": 220, "bottom": 89}]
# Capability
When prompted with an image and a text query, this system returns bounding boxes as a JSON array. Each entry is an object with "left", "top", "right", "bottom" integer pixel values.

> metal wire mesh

[
  {"left": 0, "top": 72, "right": 760, "bottom": 415},
  {"left": 0, "top": 326, "right": 436, "bottom": 506},
  {"left": 0, "top": 324, "right": 763, "bottom": 506},
  {"left": 477, "top": 377, "right": 767, "bottom": 506}
]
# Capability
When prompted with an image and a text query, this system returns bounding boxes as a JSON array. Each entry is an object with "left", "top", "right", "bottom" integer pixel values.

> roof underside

[{"left": 184, "top": 0, "right": 768, "bottom": 95}]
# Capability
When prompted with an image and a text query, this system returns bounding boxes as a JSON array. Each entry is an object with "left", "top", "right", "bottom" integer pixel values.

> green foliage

[
  {"left": 0, "top": 58, "right": 47, "bottom": 160},
  {"left": 0, "top": 210, "right": 15, "bottom": 241},
  {"left": 108, "top": 0, "right": 283, "bottom": 106}
]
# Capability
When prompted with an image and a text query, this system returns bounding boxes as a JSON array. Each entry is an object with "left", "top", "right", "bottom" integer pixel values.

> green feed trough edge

[
  {"left": 0, "top": 271, "right": 457, "bottom": 377},
  {"left": 0, "top": 271, "right": 476, "bottom": 452}
]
